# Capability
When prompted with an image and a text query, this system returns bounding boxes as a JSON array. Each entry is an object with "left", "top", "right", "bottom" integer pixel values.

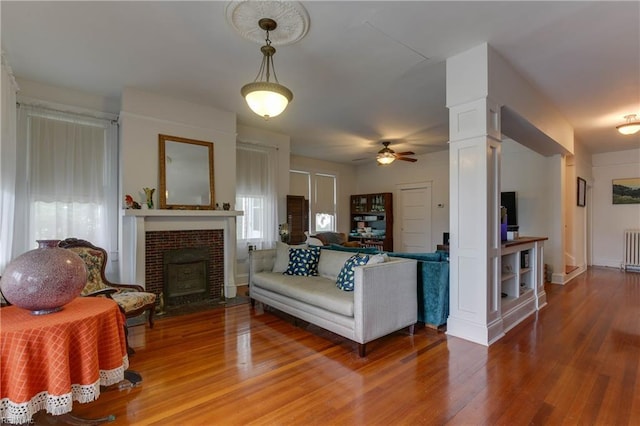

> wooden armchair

[{"left": 58, "top": 238, "right": 156, "bottom": 328}]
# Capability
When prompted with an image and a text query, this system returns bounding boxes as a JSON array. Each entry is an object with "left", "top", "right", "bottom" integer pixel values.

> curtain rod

[
  {"left": 16, "top": 101, "right": 119, "bottom": 125},
  {"left": 237, "top": 140, "right": 280, "bottom": 150}
]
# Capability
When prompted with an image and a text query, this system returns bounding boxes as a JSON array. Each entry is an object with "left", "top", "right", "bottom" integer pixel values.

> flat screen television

[{"left": 501, "top": 191, "right": 517, "bottom": 227}]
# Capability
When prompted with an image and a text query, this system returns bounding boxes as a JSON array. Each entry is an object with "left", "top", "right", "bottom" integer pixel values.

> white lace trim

[
  {"left": 0, "top": 356, "right": 129, "bottom": 424},
  {"left": 101, "top": 355, "right": 129, "bottom": 387}
]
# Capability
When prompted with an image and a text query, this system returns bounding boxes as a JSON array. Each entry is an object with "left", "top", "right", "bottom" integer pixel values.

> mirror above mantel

[{"left": 159, "top": 134, "right": 215, "bottom": 210}]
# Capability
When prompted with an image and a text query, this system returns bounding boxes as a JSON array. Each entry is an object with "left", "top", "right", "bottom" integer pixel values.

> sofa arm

[
  {"left": 353, "top": 258, "right": 417, "bottom": 344},
  {"left": 249, "top": 249, "right": 276, "bottom": 277},
  {"left": 419, "top": 261, "right": 450, "bottom": 327}
]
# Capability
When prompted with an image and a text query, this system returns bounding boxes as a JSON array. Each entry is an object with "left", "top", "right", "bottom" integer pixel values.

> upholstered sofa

[
  {"left": 387, "top": 252, "right": 450, "bottom": 328},
  {"left": 249, "top": 243, "right": 417, "bottom": 356}
]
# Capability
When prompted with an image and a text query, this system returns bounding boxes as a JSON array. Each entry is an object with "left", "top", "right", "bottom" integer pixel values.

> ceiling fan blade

[
  {"left": 397, "top": 157, "right": 418, "bottom": 162},
  {"left": 395, "top": 151, "right": 415, "bottom": 156}
]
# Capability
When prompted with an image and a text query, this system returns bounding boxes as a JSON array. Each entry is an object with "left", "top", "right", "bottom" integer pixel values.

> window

[
  {"left": 315, "top": 213, "right": 334, "bottom": 232},
  {"left": 314, "top": 173, "right": 336, "bottom": 232},
  {"left": 236, "top": 143, "right": 277, "bottom": 247},
  {"left": 16, "top": 106, "right": 118, "bottom": 258},
  {"left": 288, "top": 170, "right": 337, "bottom": 233}
]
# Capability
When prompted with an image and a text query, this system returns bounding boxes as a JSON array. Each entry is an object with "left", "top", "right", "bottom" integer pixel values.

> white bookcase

[{"left": 500, "top": 237, "right": 547, "bottom": 333}]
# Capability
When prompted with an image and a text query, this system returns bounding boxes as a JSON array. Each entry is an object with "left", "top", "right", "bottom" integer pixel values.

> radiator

[{"left": 623, "top": 229, "right": 640, "bottom": 272}]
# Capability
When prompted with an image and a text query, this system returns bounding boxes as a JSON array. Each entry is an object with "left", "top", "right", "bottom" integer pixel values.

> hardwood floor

[{"left": 64, "top": 267, "right": 639, "bottom": 425}]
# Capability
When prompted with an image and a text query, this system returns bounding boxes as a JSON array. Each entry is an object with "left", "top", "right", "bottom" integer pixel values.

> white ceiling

[{"left": 2, "top": 1, "right": 639, "bottom": 164}]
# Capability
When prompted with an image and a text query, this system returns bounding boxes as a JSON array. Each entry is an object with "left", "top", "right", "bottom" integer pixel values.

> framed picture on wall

[
  {"left": 612, "top": 177, "right": 640, "bottom": 204},
  {"left": 577, "top": 177, "right": 586, "bottom": 207}
]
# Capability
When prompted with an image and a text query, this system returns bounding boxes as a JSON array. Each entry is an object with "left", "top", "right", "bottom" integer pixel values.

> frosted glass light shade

[
  {"left": 242, "top": 82, "right": 293, "bottom": 119},
  {"left": 617, "top": 114, "right": 640, "bottom": 135},
  {"left": 617, "top": 122, "right": 640, "bottom": 135},
  {"left": 377, "top": 153, "right": 395, "bottom": 165}
]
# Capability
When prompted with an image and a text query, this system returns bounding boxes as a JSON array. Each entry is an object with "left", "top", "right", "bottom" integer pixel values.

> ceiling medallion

[{"left": 226, "top": 0, "right": 310, "bottom": 46}]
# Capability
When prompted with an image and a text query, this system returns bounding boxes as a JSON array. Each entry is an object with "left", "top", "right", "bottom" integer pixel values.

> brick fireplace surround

[
  {"left": 120, "top": 210, "right": 242, "bottom": 299},
  {"left": 145, "top": 229, "right": 224, "bottom": 302}
]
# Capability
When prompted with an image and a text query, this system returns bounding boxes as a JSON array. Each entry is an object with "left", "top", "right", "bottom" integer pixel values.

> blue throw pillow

[
  {"left": 336, "top": 254, "right": 370, "bottom": 291},
  {"left": 284, "top": 246, "right": 320, "bottom": 276}
]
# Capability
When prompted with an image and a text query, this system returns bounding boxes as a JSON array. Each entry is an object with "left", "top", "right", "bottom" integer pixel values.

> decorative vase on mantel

[
  {"left": 143, "top": 187, "right": 155, "bottom": 209},
  {"left": 0, "top": 240, "right": 87, "bottom": 315}
]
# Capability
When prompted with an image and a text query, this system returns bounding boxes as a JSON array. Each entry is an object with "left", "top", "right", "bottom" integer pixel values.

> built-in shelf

[
  {"left": 348, "top": 193, "right": 393, "bottom": 251},
  {"left": 500, "top": 237, "right": 547, "bottom": 333}
]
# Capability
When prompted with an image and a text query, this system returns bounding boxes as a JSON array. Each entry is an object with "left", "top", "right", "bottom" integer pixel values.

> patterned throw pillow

[
  {"left": 284, "top": 246, "right": 321, "bottom": 276},
  {"left": 336, "top": 254, "right": 370, "bottom": 291}
]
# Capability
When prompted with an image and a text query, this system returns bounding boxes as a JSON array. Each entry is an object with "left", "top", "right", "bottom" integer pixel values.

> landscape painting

[{"left": 612, "top": 178, "right": 640, "bottom": 204}]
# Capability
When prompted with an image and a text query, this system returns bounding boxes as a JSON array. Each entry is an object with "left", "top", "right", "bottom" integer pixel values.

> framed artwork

[
  {"left": 577, "top": 177, "right": 586, "bottom": 207},
  {"left": 612, "top": 178, "right": 640, "bottom": 204}
]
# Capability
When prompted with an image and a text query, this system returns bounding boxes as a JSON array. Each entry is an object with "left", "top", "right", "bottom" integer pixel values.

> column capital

[{"left": 448, "top": 97, "right": 502, "bottom": 143}]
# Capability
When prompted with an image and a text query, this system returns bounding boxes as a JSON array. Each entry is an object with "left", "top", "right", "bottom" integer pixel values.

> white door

[{"left": 398, "top": 183, "right": 432, "bottom": 252}]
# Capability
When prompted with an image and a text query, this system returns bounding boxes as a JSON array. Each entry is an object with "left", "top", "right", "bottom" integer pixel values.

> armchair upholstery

[{"left": 58, "top": 238, "right": 156, "bottom": 328}]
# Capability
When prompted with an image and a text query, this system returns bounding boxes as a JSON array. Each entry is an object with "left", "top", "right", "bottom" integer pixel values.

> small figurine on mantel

[{"left": 124, "top": 194, "right": 141, "bottom": 209}]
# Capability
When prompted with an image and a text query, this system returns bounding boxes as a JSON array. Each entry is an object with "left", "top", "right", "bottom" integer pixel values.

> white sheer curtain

[
  {"left": 13, "top": 105, "right": 118, "bottom": 261},
  {"left": 236, "top": 142, "right": 278, "bottom": 250},
  {"left": 0, "top": 55, "right": 19, "bottom": 273}
]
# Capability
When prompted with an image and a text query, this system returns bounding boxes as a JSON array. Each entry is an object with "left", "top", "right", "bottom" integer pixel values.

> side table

[{"left": 0, "top": 297, "right": 128, "bottom": 424}]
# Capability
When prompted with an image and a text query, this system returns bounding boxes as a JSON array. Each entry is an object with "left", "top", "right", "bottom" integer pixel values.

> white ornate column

[{"left": 446, "top": 44, "right": 504, "bottom": 345}]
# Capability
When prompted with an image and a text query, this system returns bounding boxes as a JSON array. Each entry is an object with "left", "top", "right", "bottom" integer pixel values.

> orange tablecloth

[{"left": 0, "top": 297, "right": 128, "bottom": 424}]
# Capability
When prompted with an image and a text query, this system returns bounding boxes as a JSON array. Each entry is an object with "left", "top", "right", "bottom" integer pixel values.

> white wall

[
  {"left": 16, "top": 77, "right": 119, "bottom": 115},
  {"left": 355, "top": 150, "right": 450, "bottom": 251},
  {"left": 290, "top": 155, "right": 358, "bottom": 235},
  {"left": 592, "top": 148, "right": 640, "bottom": 267},
  {"left": 501, "top": 139, "right": 554, "bottom": 238},
  {"left": 119, "top": 87, "right": 236, "bottom": 207},
  {"left": 566, "top": 140, "right": 593, "bottom": 270}
]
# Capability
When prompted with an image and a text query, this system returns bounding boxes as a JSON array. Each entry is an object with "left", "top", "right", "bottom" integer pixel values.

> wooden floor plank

[{"left": 50, "top": 267, "right": 640, "bottom": 425}]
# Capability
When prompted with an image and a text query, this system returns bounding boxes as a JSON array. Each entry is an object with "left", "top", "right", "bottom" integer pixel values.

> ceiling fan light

[
  {"left": 377, "top": 152, "right": 395, "bottom": 165},
  {"left": 242, "top": 82, "right": 292, "bottom": 119},
  {"left": 616, "top": 114, "right": 640, "bottom": 135}
]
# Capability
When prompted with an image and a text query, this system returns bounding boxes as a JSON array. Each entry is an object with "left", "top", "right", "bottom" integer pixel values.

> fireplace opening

[{"left": 163, "top": 247, "right": 210, "bottom": 306}]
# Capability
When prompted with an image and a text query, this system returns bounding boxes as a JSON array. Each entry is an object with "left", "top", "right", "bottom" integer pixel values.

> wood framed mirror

[{"left": 159, "top": 134, "right": 215, "bottom": 209}]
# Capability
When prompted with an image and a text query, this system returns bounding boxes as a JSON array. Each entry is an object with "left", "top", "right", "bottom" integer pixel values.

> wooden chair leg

[{"left": 147, "top": 307, "right": 155, "bottom": 328}]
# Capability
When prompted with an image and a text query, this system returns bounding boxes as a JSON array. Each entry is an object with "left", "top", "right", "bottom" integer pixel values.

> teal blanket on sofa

[{"left": 387, "top": 252, "right": 449, "bottom": 327}]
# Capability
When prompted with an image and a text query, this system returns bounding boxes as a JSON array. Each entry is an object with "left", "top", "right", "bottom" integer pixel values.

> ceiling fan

[{"left": 376, "top": 141, "right": 417, "bottom": 165}]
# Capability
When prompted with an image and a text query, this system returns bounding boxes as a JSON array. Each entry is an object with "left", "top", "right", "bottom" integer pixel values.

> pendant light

[
  {"left": 241, "top": 18, "right": 293, "bottom": 119},
  {"left": 616, "top": 114, "right": 640, "bottom": 135}
]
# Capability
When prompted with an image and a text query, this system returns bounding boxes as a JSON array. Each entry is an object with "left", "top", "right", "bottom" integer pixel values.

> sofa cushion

[
  {"left": 273, "top": 241, "right": 307, "bottom": 273},
  {"left": 336, "top": 254, "right": 370, "bottom": 291},
  {"left": 317, "top": 249, "right": 356, "bottom": 281},
  {"left": 284, "top": 246, "right": 320, "bottom": 276},
  {"left": 252, "top": 272, "right": 354, "bottom": 317}
]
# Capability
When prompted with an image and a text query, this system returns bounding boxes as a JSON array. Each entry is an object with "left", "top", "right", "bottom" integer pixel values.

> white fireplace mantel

[{"left": 120, "top": 209, "right": 243, "bottom": 298}]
